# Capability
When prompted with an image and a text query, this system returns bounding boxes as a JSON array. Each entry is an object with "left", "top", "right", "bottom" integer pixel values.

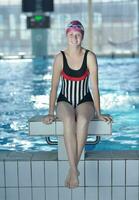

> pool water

[{"left": 0, "top": 57, "right": 139, "bottom": 151}]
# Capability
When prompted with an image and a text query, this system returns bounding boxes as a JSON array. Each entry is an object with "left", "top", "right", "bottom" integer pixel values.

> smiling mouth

[{"left": 71, "top": 40, "right": 78, "bottom": 43}]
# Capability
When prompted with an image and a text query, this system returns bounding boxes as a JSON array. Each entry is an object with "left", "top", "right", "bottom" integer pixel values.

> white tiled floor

[
  {"left": 72, "top": 187, "right": 84, "bottom": 200},
  {"left": 99, "top": 161, "right": 111, "bottom": 186},
  {"left": 86, "top": 187, "right": 98, "bottom": 200},
  {"left": 112, "top": 187, "right": 125, "bottom": 200},
  {"left": 5, "top": 161, "right": 18, "bottom": 187},
  {"left": 0, "top": 161, "right": 5, "bottom": 187},
  {"left": 59, "top": 187, "right": 71, "bottom": 200},
  {"left": 46, "top": 188, "right": 58, "bottom": 200},
  {"left": 19, "top": 188, "right": 32, "bottom": 200},
  {"left": 18, "top": 161, "right": 31, "bottom": 187},
  {"left": 32, "top": 187, "right": 45, "bottom": 200},
  {"left": 0, "top": 188, "right": 5, "bottom": 200},
  {"left": 0, "top": 157, "right": 138, "bottom": 200},
  {"left": 78, "top": 161, "right": 85, "bottom": 186},
  {"left": 126, "top": 187, "right": 138, "bottom": 200},
  {"left": 45, "top": 161, "right": 58, "bottom": 186},
  {"left": 6, "top": 188, "right": 18, "bottom": 200},
  {"left": 126, "top": 160, "right": 139, "bottom": 186},
  {"left": 31, "top": 161, "right": 45, "bottom": 187},
  {"left": 112, "top": 160, "right": 125, "bottom": 186},
  {"left": 99, "top": 187, "right": 111, "bottom": 200},
  {"left": 85, "top": 161, "right": 98, "bottom": 186}
]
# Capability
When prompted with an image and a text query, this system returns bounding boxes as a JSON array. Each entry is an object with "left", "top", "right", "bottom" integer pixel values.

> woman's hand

[
  {"left": 42, "top": 114, "right": 56, "bottom": 124},
  {"left": 97, "top": 114, "right": 113, "bottom": 124}
]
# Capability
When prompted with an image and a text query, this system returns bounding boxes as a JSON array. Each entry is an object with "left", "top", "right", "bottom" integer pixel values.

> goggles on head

[{"left": 67, "top": 23, "right": 84, "bottom": 31}]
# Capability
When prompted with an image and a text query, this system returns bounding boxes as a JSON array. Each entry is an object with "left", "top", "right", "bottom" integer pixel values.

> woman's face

[{"left": 66, "top": 30, "right": 83, "bottom": 46}]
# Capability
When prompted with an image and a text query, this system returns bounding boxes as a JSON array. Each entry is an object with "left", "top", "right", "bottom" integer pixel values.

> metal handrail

[{"left": 45, "top": 136, "right": 101, "bottom": 145}]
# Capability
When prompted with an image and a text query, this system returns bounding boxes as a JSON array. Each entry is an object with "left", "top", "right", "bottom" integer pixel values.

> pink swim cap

[{"left": 66, "top": 20, "right": 84, "bottom": 38}]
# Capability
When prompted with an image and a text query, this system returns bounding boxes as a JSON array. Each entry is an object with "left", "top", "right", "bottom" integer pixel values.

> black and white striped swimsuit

[{"left": 56, "top": 49, "right": 94, "bottom": 108}]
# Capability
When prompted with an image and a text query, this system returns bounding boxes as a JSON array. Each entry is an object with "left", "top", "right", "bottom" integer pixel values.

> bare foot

[
  {"left": 64, "top": 169, "right": 71, "bottom": 187},
  {"left": 69, "top": 169, "right": 79, "bottom": 189},
  {"left": 65, "top": 168, "right": 80, "bottom": 188}
]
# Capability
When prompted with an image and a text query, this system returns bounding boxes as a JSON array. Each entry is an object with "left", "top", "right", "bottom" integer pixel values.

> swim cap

[{"left": 66, "top": 20, "right": 84, "bottom": 38}]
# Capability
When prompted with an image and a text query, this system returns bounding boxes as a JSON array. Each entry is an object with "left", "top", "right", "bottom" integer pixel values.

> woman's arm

[
  {"left": 48, "top": 52, "right": 63, "bottom": 115},
  {"left": 87, "top": 51, "right": 101, "bottom": 117},
  {"left": 87, "top": 51, "right": 112, "bottom": 123}
]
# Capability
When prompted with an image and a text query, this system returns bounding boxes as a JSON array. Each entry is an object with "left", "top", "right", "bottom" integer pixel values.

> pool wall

[{"left": 0, "top": 150, "right": 139, "bottom": 200}]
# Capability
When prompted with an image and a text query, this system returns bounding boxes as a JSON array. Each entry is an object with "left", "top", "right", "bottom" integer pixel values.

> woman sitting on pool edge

[{"left": 43, "top": 20, "right": 112, "bottom": 189}]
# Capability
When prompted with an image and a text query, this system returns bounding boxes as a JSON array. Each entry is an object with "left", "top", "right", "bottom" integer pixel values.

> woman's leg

[
  {"left": 56, "top": 101, "right": 79, "bottom": 187},
  {"left": 75, "top": 101, "right": 95, "bottom": 167}
]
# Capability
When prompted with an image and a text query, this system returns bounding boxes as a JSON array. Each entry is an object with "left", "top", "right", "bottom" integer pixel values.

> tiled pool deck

[
  {"left": 0, "top": 150, "right": 139, "bottom": 200},
  {"left": 0, "top": 150, "right": 139, "bottom": 160}
]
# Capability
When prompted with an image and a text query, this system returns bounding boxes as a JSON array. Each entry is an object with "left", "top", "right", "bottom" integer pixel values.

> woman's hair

[{"left": 66, "top": 20, "right": 84, "bottom": 38}]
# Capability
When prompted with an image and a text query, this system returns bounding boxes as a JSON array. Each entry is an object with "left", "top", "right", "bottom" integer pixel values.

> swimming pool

[{"left": 0, "top": 57, "right": 138, "bottom": 151}]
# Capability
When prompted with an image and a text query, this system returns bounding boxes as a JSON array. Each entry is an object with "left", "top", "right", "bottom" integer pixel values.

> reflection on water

[{"left": 0, "top": 57, "right": 139, "bottom": 151}]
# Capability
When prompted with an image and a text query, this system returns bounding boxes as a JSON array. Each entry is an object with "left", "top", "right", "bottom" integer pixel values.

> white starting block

[
  {"left": 28, "top": 115, "right": 112, "bottom": 160},
  {"left": 28, "top": 115, "right": 112, "bottom": 136}
]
